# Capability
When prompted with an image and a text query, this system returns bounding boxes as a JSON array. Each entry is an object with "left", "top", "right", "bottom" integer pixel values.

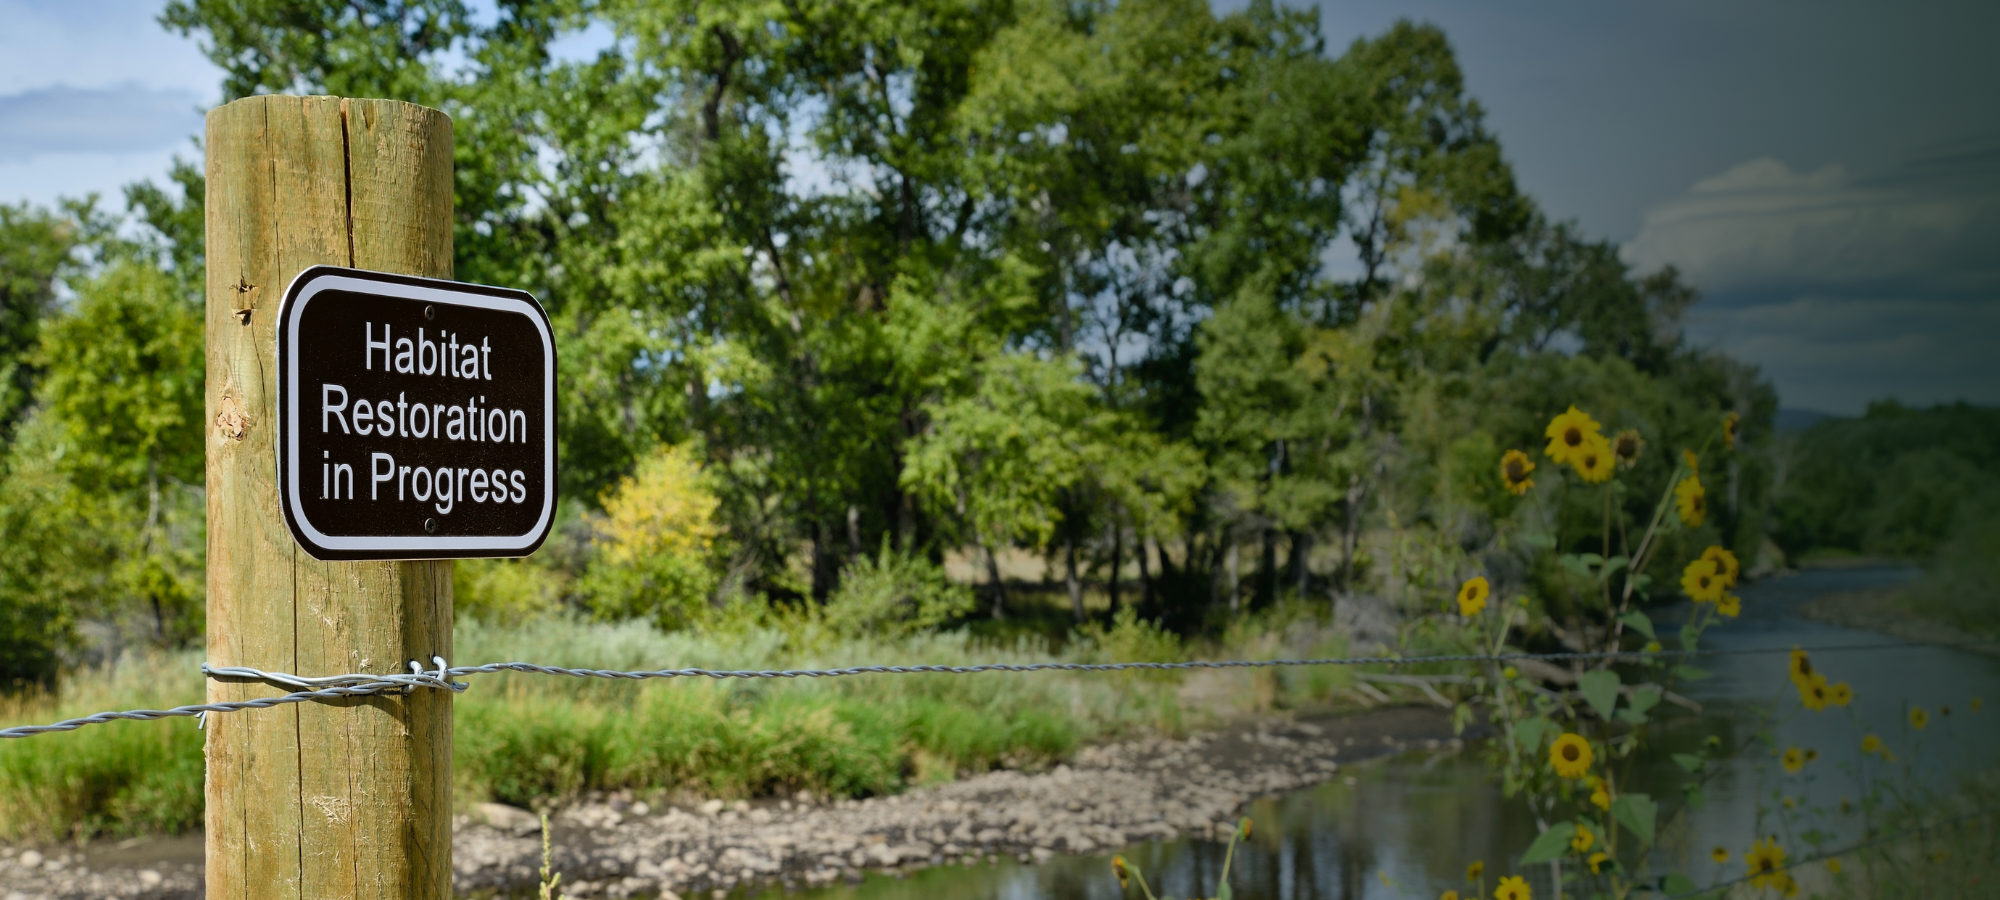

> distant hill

[
  {"left": 1773, "top": 408, "right": 1841, "bottom": 432},
  {"left": 1769, "top": 401, "right": 2000, "bottom": 559}
]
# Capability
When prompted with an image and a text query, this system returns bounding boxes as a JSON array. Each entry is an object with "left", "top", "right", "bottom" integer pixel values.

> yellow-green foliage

[
  {"left": 579, "top": 444, "right": 723, "bottom": 626},
  {"left": 456, "top": 557, "right": 566, "bottom": 621}
]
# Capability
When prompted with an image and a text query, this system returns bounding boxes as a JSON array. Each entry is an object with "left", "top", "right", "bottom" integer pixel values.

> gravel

[{"left": 0, "top": 707, "right": 1463, "bottom": 899}]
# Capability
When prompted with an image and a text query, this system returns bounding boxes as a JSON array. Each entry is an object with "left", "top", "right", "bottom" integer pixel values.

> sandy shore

[{"left": 0, "top": 706, "right": 1465, "bottom": 899}]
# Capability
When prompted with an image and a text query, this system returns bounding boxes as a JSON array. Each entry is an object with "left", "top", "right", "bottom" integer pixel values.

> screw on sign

[{"left": 277, "top": 265, "right": 557, "bottom": 559}]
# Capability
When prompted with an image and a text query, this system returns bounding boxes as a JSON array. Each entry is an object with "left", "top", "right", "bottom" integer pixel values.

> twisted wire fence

[{"left": 5, "top": 638, "right": 1980, "bottom": 740}]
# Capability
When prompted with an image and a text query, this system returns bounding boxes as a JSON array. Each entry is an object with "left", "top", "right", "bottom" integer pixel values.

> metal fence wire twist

[{"left": 4, "top": 638, "right": 1984, "bottom": 740}]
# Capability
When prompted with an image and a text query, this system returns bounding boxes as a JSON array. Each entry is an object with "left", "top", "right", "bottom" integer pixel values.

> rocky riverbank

[{"left": 0, "top": 706, "right": 1466, "bottom": 900}]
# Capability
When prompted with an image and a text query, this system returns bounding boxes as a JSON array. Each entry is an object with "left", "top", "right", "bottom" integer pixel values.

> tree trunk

[
  {"left": 981, "top": 533, "right": 1007, "bottom": 619},
  {"left": 1138, "top": 535, "right": 1153, "bottom": 607},
  {"left": 1064, "top": 535, "right": 1084, "bottom": 622},
  {"left": 1289, "top": 530, "right": 1310, "bottom": 597},
  {"left": 1107, "top": 523, "right": 1122, "bottom": 610},
  {"left": 1226, "top": 536, "right": 1241, "bottom": 614}
]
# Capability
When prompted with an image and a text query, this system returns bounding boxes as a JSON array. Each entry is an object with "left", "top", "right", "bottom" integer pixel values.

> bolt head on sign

[{"left": 277, "top": 266, "right": 556, "bottom": 560}]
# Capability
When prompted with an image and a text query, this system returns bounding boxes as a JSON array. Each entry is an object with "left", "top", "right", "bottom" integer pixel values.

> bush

[
  {"left": 820, "top": 541, "right": 975, "bottom": 638},
  {"left": 577, "top": 444, "right": 723, "bottom": 627}
]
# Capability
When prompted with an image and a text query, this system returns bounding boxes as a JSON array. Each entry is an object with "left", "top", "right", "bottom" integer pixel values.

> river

[{"left": 756, "top": 565, "right": 2000, "bottom": 900}]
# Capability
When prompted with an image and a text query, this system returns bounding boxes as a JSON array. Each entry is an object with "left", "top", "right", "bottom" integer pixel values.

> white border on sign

[{"left": 281, "top": 271, "right": 556, "bottom": 554}]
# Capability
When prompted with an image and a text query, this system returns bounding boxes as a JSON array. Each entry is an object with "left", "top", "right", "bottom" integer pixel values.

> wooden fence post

[{"left": 204, "top": 95, "right": 455, "bottom": 900}]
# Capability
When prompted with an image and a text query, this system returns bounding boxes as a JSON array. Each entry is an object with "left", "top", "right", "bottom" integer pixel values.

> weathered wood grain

[{"left": 205, "top": 95, "right": 455, "bottom": 900}]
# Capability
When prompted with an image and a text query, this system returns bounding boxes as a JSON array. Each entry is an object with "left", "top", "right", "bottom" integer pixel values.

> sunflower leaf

[
  {"left": 1523, "top": 531, "right": 1557, "bottom": 550},
  {"left": 1677, "top": 666, "right": 1711, "bottom": 681},
  {"left": 1579, "top": 670, "right": 1621, "bottom": 718},
  {"left": 1598, "top": 556, "right": 1630, "bottom": 583},
  {"left": 1514, "top": 717, "right": 1550, "bottom": 751},
  {"left": 1612, "top": 793, "right": 1658, "bottom": 846},
  {"left": 1672, "top": 753, "right": 1705, "bottom": 773},
  {"left": 1618, "top": 611, "right": 1657, "bottom": 640},
  {"left": 1661, "top": 873, "right": 1698, "bottom": 895},
  {"left": 1683, "top": 785, "right": 1706, "bottom": 810},
  {"left": 1520, "top": 822, "right": 1577, "bottom": 864},
  {"left": 1628, "top": 688, "right": 1662, "bottom": 715}
]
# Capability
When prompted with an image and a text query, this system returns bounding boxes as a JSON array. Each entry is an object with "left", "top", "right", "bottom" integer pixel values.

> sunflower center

[
  {"left": 1562, "top": 744, "right": 1581, "bottom": 762},
  {"left": 1699, "top": 575, "right": 1712, "bottom": 589},
  {"left": 1564, "top": 427, "right": 1583, "bottom": 447},
  {"left": 1506, "top": 460, "right": 1526, "bottom": 480}
]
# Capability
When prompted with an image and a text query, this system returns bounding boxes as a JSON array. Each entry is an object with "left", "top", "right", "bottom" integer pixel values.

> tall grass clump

[
  {"left": 448, "top": 612, "right": 1169, "bottom": 809},
  {"left": 0, "top": 650, "right": 204, "bottom": 841}
]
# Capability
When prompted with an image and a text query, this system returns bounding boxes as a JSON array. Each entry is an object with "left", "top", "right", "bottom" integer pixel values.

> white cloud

[
  {"left": 0, "top": 0, "right": 220, "bottom": 96},
  {"left": 1622, "top": 152, "right": 1996, "bottom": 292},
  {"left": 0, "top": 85, "right": 204, "bottom": 162}
]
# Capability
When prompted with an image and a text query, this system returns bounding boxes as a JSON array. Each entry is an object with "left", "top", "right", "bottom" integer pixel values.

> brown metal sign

[{"left": 276, "top": 266, "right": 556, "bottom": 560}]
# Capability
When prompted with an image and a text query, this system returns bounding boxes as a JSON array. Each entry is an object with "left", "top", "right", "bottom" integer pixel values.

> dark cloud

[
  {"left": 1624, "top": 136, "right": 2000, "bottom": 300},
  {"left": 0, "top": 85, "right": 203, "bottom": 162}
]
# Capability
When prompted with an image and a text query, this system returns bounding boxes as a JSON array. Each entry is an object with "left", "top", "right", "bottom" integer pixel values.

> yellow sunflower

[
  {"left": 1801, "top": 677, "right": 1832, "bottom": 712},
  {"left": 1682, "top": 448, "right": 1699, "bottom": 471},
  {"left": 1573, "top": 436, "right": 1615, "bottom": 483},
  {"left": 1458, "top": 576, "right": 1491, "bottom": 616},
  {"left": 1787, "top": 648, "right": 1816, "bottom": 691},
  {"left": 1590, "top": 782, "right": 1611, "bottom": 810},
  {"left": 1674, "top": 475, "right": 1707, "bottom": 527},
  {"left": 1611, "top": 428, "right": 1645, "bottom": 469},
  {"left": 1711, "top": 847, "right": 1730, "bottom": 864},
  {"left": 1572, "top": 825, "right": 1595, "bottom": 853},
  {"left": 1781, "top": 746, "right": 1805, "bottom": 774},
  {"left": 1544, "top": 406, "right": 1605, "bottom": 466},
  {"left": 1112, "top": 856, "right": 1129, "bottom": 889},
  {"left": 1501, "top": 449, "right": 1536, "bottom": 495},
  {"left": 1717, "top": 593, "right": 1742, "bottom": 617},
  {"left": 1910, "top": 707, "right": 1929, "bottom": 730},
  {"left": 1550, "top": 733, "right": 1593, "bottom": 779},
  {"left": 1723, "top": 412, "right": 1741, "bottom": 449},
  {"left": 1681, "top": 558, "right": 1726, "bottom": 603},
  {"left": 1861, "top": 734, "right": 1883, "bottom": 755},
  {"left": 1746, "top": 837, "right": 1787, "bottom": 890},
  {"left": 1442, "top": 891, "right": 1459, "bottom": 900},
  {"left": 1827, "top": 858, "right": 1842, "bottom": 875},
  {"left": 1466, "top": 861, "right": 1484, "bottom": 882},
  {"left": 1701, "top": 546, "right": 1740, "bottom": 587},
  {"left": 1495, "top": 874, "right": 1532, "bottom": 900},
  {"left": 1588, "top": 851, "right": 1608, "bottom": 874},
  {"left": 1830, "top": 682, "right": 1854, "bottom": 707}
]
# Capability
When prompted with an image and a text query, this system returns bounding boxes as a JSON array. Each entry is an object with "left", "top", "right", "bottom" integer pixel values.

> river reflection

[{"left": 760, "top": 566, "right": 1999, "bottom": 900}]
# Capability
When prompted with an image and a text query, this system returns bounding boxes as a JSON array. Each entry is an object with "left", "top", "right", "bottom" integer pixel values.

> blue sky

[{"left": 3, "top": 0, "right": 1995, "bottom": 414}]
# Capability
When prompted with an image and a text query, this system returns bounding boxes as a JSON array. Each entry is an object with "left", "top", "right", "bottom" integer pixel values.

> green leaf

[
  {"left": 1628, "top": 688, "right": 1662, "bottom": 716},
  {"left": 1672, "top": 753, "right": 1705, "bottom": 774},
  {"left": 1598, "top": 555, "right": 1630, "bottom": 583},
  {"left": 1615, "top": 708, "right": 1649, "bottom": 724},
  {"left": 1520, "top": 822, "right": 1577, "bottom": 864},
  {"left": 1217, "top": 882, "right": 1232, "bottom": 900},
  {"left": 1611, "top": 793, "right": 1658, "bottom": 846},
  {"left": 1683, "top": 785, "right": 1706, "bottom": 810},
  {"left": 1679, "top": 624, "right": 1700, "bottom": 652},
  {"left": 1630, "top": 573, "right": 1653, "bottom": 593},
  {"left": 1661, "top": 873, "right": 1698, "bottom": 895},
  {"left": 1559, "top": 554, "right": 1595, "bottom": 578},
  {"left": 1617, "top": 611, "right": 1656, "bottom": 640},
  {"left": 1523, "top": 532, "right": 1557, "bottom": 550},
  {"left": 1579, "top": 670, "right": 1621, "bottom": 719},
  {"left": 1676, "top": 666, "right": 1711, "bottom": 682},
  {"left": 1514, "top": 717, "right": 1549, "bottom": 752}
]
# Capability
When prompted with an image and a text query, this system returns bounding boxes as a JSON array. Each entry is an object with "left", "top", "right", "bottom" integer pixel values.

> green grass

[{"left": 0, "top": 605, "right": 1356, "bottom": 842}]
